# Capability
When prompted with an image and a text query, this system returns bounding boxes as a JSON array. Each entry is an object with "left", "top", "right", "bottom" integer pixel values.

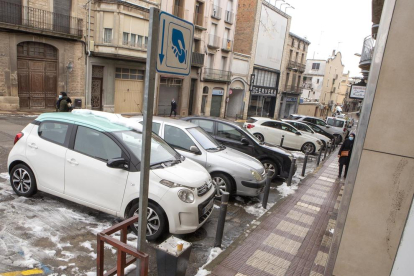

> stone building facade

[{"left": 0, "top": 0, "right": 87, "bottom": 110}]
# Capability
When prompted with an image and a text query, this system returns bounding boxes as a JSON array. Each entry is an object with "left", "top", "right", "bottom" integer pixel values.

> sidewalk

[{"left": 206, "top": 153, "right": 344, "bottom": 276}]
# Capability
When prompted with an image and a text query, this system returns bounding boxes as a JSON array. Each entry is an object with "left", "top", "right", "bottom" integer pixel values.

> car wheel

[
  {"left": 301, "top": 142, "right": 315, "bottom": 154},
  {"left": 128, "top": 201, "right": 168, "bottom": 241},
  {"left": 253, "top": 133, "right": 264, "bottom": 142},
  {"left": 262, "top": 160, "right": 280, "bottom": 180},
  {"left": 212, "top": 173, "right": 233, "bottom": 197},
  {"left": 10, "top": 164, "right": 37, "bottom": 197}
]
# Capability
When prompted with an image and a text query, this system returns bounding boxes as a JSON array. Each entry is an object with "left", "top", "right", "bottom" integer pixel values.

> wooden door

[
  {"left": 114, "top": 79, "right": 144, "bottom": 113},
  {"left": 91, "top": 66, "right": 104, "bottom": 110}
]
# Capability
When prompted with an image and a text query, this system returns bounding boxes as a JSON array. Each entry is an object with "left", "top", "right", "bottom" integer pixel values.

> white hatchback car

[
  {"left": 7, "top": 111, "right": 215, "bottom": 240},
  {"left": 244, "top": 117, "right": 322, "bottom": 154},
  {"left": 282, "top": 120, "right": 333, "bottom": 149}
]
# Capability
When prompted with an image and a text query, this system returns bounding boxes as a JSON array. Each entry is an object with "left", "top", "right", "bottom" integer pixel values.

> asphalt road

[{"left": 0, "top": 115, "right": 315, "bottom": 276}]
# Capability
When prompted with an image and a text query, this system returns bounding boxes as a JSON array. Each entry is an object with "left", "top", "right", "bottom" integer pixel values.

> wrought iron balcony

[
  {"left": 222, "top": 39, "right": 233, "bottom": 52},
  {"left": 211, "top": 5, "right": 222, "bottom": 19},
  {"left": 208, "top": 34, "right": 221, "bottom": 48},
  {"left": 203, "top": 68, "right": 231, "bottom": 82},
  {"left": 284, "top": 85, "right": 302, "bottom": 93},
  {"left": 0, "top": 0, "right": 83, "bottom": 38},
  {"left": 192, "top": 52, "right": 205, "bottom": 67},
  {"left": 359, "top": 35, "right": 375, "bottom": 71},
  {"left": 287, "top": 61, "right": 305, "bottom": 73},
  {"left": 224, "top": 10, "right": 234, "bottom": 24}
]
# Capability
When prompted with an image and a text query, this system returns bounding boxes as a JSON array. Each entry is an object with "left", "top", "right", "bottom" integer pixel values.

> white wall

[
  {"left": 232, "top": 58, "right": 250, "bottom": 75},
  {"left": 254, "top": 5, "right": 287, "bottom": 71},
  {"left": 304, "top": 59, "right": 326, "bottom": 76}
]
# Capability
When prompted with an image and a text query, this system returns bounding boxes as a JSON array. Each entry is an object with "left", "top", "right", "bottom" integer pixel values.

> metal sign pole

[{"left": 137, "top": 7, "right": 160, "bottom": 276}]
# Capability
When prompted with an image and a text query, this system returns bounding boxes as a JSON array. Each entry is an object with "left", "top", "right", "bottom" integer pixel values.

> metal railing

[
  {"left": 284, "top": 85, "right": 302, "bottom": 93},
  {"left": 192, "top": 52, "right": 205, "bottom": 67},
  {"left": 208, "top": 34, "right": 221, "bottom": 48},
  {"left": 360, "top": 35, "right": 375, "bottom": 64},
  {"left": 222, "top": 39, "right": 233, "bottom": 51},
  {"left": 224, "top": 10, "right": 234, "bottom": 24},
  {"left": 203, "top": 68, "right": 231, "bottom": 82},
  {"left": 97, "top": 216, "right": 148, "bottom": 276},
  {"left": 287, "top": 60, "right": 306, "bottom": 72},
  {"left": 0, "top": 0, "right": 83, "bottom": 37},
  {"left": 193, "top": 11, "right": 204, "bottom": 26},
  {"left": 211, "top": 4, "right": 222, "bottom": 19}
]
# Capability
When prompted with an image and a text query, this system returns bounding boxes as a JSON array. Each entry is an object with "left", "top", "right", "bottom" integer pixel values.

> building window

[
  {"left": 130, "top": 34, "right": 136, "bottom": 47},
  {"left": 291, "top": 38, "right": 294, "bottom": 47},
  {"left": 312, "top": 63, "right": 320, "bottom": 70},
  {"left": 317, "top": 79, "right": 320, "bottom": 84},
  {"left": 104, "top": 28, "right": 112, "bottom": 43},
  {"left": 298, "top": 41, "right": 301, "bottom": 49},
  {"left": 301, "top": 53, "right": 304, "bottom": 64},
  {"left": 144, "top": 37, "right": 148, "bottom": 48},
  {"left": 303, "top": 44, "right": 306, "bottom": 51},
  {"left": 122, "top": 32, "right": 129, "bottom": 45},
  {"left": 221, "top": 56, "right": 227, "bottom": 71},
  {"left": 253, "top": 68, "right": 277, "bottom": 87},
  {"left": 137, "top": 35, "right": 143, "bottom": 48},
  {"left": 115, "top": 68, "right": 145, "bottom": 80}
]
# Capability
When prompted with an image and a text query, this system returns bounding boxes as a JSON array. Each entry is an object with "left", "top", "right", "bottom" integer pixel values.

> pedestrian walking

[
  {"left": 170, "top": 98, "right": 177, "bottom": 117},
  {"left": 337, "top": 133, "right": 355, "bottom": 178},
  {"left": 57, "top": 92, "right": 73, "bottom": 112}
]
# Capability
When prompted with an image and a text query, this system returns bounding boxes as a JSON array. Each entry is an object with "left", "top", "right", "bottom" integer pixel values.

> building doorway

[
  {"left": 248, "top": 95, "right": 276, "bottom": 117},
  {"left": 210, "top": 88, "right": 224, "bottom": 117},
  {"left": 188, "top": 79, "right": 197, "bottom": 115},
  {"left": 17, "top": 42, "right": 58, "bottom": 109},
  {"left": 91, "top": 66, "right": 104, "bottom": 110},
  {"left": 158, "top": 78, "right": 182, "bottom": 116}
]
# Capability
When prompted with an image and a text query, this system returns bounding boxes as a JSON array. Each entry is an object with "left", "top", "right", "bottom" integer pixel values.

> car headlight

[
  {"left": 159, "top": 179, "right": 195, "bottom": 191},
  {"left": 177, "top": 189, "right": 194, "bottom": 203},
  {"left": 251, "top": 170, "right": 262, "bottom": 181}
]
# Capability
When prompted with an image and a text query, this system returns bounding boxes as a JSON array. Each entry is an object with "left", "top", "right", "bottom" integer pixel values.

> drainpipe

[{"left": 85, "top": 0, "right": 91, "bottom": 109}]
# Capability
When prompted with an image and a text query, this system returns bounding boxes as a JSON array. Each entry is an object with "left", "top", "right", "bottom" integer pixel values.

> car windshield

[
  {"left": 113, "top": 130, "right": 180, "bottom": 165},
  {"left": 327, "top": 118, "right": 345, "bottom": 128},
  {"left": 187, "top": 127, "right": 222, "bottom": 150}
]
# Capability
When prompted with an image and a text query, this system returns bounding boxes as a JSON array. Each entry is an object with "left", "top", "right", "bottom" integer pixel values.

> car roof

[
  {"left": 327, "top": 117, "right": 346, "bottom": 121},
  {"left": 36, "top": 112, "right": 134, "bottom": 132},
  {"left": 132, "top": 116, "right": 198, "bottom": 129}
]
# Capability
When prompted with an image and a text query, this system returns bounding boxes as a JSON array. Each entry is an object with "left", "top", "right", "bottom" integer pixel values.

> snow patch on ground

[
  {"left": 292, "top": 151, "right": 305, "bottom": 159},
  {"left": 0, "top": 172, "right": 9, "bottom": 180},
  {"left": 240, "top": 203, "right": 275, "bottom": 217},
  {"left": 195, "top": 268, "right": 212, "bottom": 276},
  {"left": 81, "top": 241, "right": 94, "bottom": 251},
  {"left": 124, "top": 264, "right": 137, "bottom": 274},
  {"left": 88, "top": 252, "right": 97, "bottom": 259},
  {"left": 194, "top": 247, "right": 223, "bottom": 276},
  {"left": 277, "top": 183, "right": 299, "bottom": 198}
]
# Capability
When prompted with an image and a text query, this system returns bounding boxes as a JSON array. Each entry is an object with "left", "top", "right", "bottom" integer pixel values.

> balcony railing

[
  {"left": 287, "top": 60, "right": 306, "bottom": 73},
  {"left": 193, "top": 11, "right": 204, "bottom": 27},
  {"left": 192, "top": 52, "right": 205, "bottom": 67},
  {"left": 208, "top": 34, "right": 221, "bottom": 48},
  {"left": 0, "top": 0, "right": 83, "bottom": 37},
  {"left": 284, "top": 85, "right": 302, "bottom": 93},
  {"left": 222, "top": 39, "right": 233, "bottom": 51},
  {"left": 224, "top": 10, "right": 234, "bottom": 24},
  {"left": 211, "top": 5, "right": 222, "bottom": 19},
  {"left": 203, "top": 68, "right": 231, "bottom": 82},
  {"left": 360, "top": 35, "right": 375, "bottom": 66}
]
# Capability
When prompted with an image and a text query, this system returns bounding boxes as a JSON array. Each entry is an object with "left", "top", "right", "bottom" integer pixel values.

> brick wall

[
  {"left": 28, "top": 0, "right": 50, "bottom": 11},
  {"left": 233, "top": 0, "right": 258, "bottom": 55},
  {"left": 0, "top": 34, "right": 11, "bottom": 97}
]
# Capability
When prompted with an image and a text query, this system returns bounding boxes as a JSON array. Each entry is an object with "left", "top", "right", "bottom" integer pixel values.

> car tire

[
  {"left": 253, "top": 133, "right": 265, "bottom": 142},
  {"left": 10, "top": 164, "right": 37, "bottom": 197},
  {"left": 262, "top": 160, "right": 280, "bottom": 180},
  {"left": 301, "top": 142, "right": 316, "bottom": 154},
  {"left": 212, "top": 172, "right": 234, "bottom": 197},
  {"left": 128, "top": 201, "right": 168, "bottom": 241}
]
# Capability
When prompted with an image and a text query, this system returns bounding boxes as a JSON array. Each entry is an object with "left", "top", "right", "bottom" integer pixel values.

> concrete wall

[
  {"left": 320, "top": 52, "right": 344, "bottom": 107},
  {"left": 297, "top": 104, "right": 320, "bottom": 117},
  {"left": 332, "top": 0, "right": 414, "bottom": 275}
]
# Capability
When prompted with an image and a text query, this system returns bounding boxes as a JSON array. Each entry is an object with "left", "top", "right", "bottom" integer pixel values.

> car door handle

[
  {"left": 67, "top": 158, "right": 79, "bottom": 165},
  {"left": 28, "top": 143, "right": 38, "bottom": 149}
]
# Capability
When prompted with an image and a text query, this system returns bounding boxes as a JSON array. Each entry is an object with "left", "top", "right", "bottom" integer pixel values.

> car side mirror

[
  {"left": 295, "top": 131, "right": 302, "bottom": 135},
  {"left": 107, "top": 157, "right": 128, "bottom": 170},
  {"left": 241, "top": 138, "right": 249, "bottom": 145},
  {"left": 190, "top": 146, "right": 201, "bottom": 155}
]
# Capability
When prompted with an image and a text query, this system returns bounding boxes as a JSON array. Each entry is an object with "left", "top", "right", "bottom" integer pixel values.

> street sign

[
  {"left": 157, "top": 12, "right": 194, "bottom": 76},
  {"left": 349, "top": 85, "right": 366, "bottom": 99}
]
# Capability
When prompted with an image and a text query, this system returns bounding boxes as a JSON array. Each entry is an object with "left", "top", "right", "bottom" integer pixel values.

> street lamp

[{"left": 66, "top": 61, "right": 74, "bottom": 92}]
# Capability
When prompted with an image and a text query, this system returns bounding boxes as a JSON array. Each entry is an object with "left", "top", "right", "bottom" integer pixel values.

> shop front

[{"left": 279, "top": 92, "right": 300, "bottom": 118}]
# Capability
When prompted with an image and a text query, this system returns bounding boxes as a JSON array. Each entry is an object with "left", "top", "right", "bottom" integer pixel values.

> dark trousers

[
  {"left": 339, "top": 157, "right": 350, "bottom": 177},
  {"left": 170, "top": 108, "right": 176, "bottom": 117}
]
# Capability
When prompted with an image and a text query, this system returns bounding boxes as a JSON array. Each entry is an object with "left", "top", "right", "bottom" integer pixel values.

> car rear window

[
  {"left": 246, "top": 118, "right": 257, "bottom": 123},
  {"left": 327, "top": 118, "right": 344, "bottom": 128},
  {"left": 288, "top": 115, "right": 302, "bottom": 120}
]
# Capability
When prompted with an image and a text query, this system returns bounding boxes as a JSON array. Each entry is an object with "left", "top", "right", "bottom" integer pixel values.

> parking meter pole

[
  {"left": 214, "top": 192, "right": 230, "bottom": 248},
  {"left": 301, "top": 153, "right": 309, "bottom": 177},
  {"left": 137, "top": 7, "right": 160, "bottom": 276},
  {"left": 286, "top": 158, "right": 296, "bottom": 187},
  {"left": 317, "top": 148, "right": 322, "bottom": 166},
  {"left": 280, "top": 135, "right": 284, "bottom": 147},
  {"left": 262, "top": 172, "right": 272, "bottom": 209}
]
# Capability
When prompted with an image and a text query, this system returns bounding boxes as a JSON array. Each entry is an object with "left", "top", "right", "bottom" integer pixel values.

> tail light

[
  {"left": 343, "top": 127, "right": 346, "bottom": 132},
  {"left": 14, "top": 132, "right": 24, "bottom": 145},
  {"left": 246, "top": 124, "right": 255, "bottom": 129}
]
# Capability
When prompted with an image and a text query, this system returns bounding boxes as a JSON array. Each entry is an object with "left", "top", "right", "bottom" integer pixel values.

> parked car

[
  {"left": 181, "top": 116, "right": 295, "bottom": 180},
  {"left": 288, "top": 114, "right": 346, "bottom": 143},
  {"left": 326, "top": 117, "right": 350, "bottom": 137},
  {"left": 8, "top": 111, "right": 216, "bottom": 240},
  {"left": 282, "top": 119, "right": 333, "bottom": 149},
  {"left": 301, "top": 122, "right": 336, "bottom": 142},
  {"left": 130, "top": 117, "right": 267, "bottom": 197},
  {"left": 243, "top": 117, "right": 323, "bottom": 154}
]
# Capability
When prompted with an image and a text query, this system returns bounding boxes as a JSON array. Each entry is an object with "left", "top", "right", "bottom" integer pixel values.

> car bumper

[
  {"left": 239, "top": 177, "right": 267, "bottom": 196},
  {"left": 164, "top": 187, "right": 215, "bottom": 235}
]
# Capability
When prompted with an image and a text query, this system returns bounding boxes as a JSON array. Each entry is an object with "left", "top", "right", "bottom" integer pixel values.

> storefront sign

[
  {"left": 286, "top": 97, "right": 297, "bottom": 102},
  {"left": 350, "top": 85, "right": 366, "bottom": 99},
  {"left": 251, "top": 85, "right": 277, "bottom": 96},
  {"left": 212, "top": 89, "right": 224, "bottom": 96},
  {"left": 249, "top": 74, "right": 255, "bottom": 92}
]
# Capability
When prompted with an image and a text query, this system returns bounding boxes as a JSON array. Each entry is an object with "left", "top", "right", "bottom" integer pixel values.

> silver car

[{"left": 131, "top": 117, "right": 267, "bottom": 197}]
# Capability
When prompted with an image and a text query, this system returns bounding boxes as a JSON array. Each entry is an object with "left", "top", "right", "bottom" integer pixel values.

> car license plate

[{"left": 203, "top": 199, "right": 214, "bottom": 215}]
